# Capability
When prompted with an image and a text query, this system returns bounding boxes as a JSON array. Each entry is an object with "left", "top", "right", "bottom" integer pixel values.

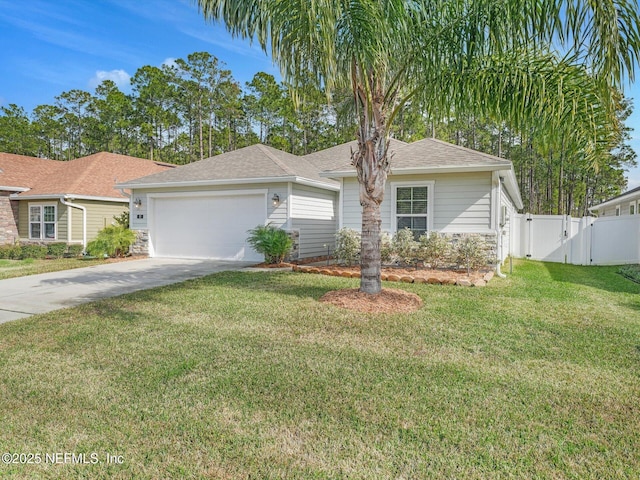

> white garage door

[{"left": 150, "top": 192, "right": 266, "bottom": 261}]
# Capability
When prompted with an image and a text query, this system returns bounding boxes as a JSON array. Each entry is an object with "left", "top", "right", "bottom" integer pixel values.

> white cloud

[
  {"left": 162, "top": 58, "right": 179, "bottom": 69},
  {"left": 88, "top": 69, "right": 132, "bottom": 91}
]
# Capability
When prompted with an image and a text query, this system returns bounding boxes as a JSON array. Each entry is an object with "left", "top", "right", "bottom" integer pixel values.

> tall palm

[{"left": 196, "top": 0, "right": 640, "bottom": 294}]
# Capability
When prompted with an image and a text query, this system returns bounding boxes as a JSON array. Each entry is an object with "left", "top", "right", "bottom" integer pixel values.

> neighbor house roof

[
  {"left": 118, "top": 144, "right": 340, "bottom": 191},
  {"left": 15, "top": 152, "right": 174, "bottom": 200},
  {"left": 589, "top": 185, "right": 640, "bottom": 212},
  {"left": 0, "top": 153, "right": 62, "bottom": 192}
]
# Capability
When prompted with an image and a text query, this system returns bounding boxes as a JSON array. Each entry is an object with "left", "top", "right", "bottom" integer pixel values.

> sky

[{"left": 1, "top": 0, "right": 640, "bottom": 190}]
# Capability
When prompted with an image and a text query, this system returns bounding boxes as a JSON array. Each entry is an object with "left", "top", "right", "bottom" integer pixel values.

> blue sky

[{"left": 1, "top": 0, "right": 640, "bottom": 190}]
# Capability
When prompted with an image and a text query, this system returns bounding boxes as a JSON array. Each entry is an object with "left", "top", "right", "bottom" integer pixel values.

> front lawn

[
  {"left": 0, "top": 260, "right": 638, "bottom": 478},
  {"left": 0, "top": 257, "right": 133, "bottom": 280}
]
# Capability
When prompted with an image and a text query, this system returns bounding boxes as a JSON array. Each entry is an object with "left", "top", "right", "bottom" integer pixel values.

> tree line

[{"left": 0, "top": 51, "right": 635, "bottom": 216}]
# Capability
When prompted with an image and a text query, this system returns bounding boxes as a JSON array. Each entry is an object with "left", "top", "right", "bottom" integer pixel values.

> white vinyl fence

[{"left": 511, "top": 213, "right": 640, "bottom": 265}]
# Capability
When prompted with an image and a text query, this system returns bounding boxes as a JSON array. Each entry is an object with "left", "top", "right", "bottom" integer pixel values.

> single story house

[
  {"left": 118, "top": 139, "right": 523, "bottom": 263},
  {"left": 0, "top": 152, "right": 173, "bottom": 247},
  {"left": 589, "top": 185, "right": 640, "bottom": 217}
]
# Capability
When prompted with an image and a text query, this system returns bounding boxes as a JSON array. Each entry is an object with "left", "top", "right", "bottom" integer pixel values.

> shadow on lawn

[{"left": 543, "top": 262, "right": 640, "bottom": 295}]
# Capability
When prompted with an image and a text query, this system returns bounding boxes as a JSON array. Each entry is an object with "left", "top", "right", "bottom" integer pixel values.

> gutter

[{"left": 60, "top": 197, "right": 87, "bottom": 251}]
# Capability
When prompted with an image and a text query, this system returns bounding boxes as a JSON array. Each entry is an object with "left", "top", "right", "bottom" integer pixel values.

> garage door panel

[{"left": 151, "top": 194, "right": 265, "bottom": 261}]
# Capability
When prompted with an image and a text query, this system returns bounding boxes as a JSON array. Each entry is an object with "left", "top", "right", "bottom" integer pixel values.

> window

[
  {"left": 615, "top": 205, "right": 621, "bottom": 217},
  {"left": 29, "top": 204, "right": 56, "bottom": 240},
  {"left": 395, "top": 185, "right": 430, "bottom": 239},
  {"left": 630, "top": 202, "right": 636, "bottom": 215}
]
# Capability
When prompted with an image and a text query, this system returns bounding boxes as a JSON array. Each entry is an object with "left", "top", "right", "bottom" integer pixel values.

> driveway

[{"left": 0, "top": 258, "right": 254, "bottom": 324}]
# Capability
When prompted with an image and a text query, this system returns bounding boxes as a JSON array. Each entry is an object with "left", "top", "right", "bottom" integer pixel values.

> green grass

[
  {"left": 0, "top": 259, "right": 639, "bottom": 479},
  {"left": 0, "top": 258, "right": 113, "bottom": 280}
]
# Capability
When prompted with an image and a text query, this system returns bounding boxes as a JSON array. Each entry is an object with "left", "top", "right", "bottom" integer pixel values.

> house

[
  {"left": 0, "top": 152, "right": 173, "bottom": 247},
  {"left": 118, "top": 139, "right": 523, "bottom": 263},
  {"left": 589, "top": 186, "right": 640, "bottom": 217}
]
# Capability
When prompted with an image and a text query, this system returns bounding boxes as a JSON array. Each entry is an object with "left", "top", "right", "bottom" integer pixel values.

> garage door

[{"left": 150, "top": 192, "right": 266, "bottom": 261}]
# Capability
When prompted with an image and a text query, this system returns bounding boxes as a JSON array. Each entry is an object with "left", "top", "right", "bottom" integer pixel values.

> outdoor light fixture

[
  {"left": 272, "top": 193, "right": 280, "bottom": 206},
  {"left": 133, "top": 198, "right": 142, "bottom": 209}
]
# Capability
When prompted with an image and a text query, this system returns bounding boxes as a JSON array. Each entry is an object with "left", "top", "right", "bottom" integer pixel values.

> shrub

[
  {"left": 66, "top": 244, "right": 84, "bottom": 257},
  {"left": 0, "top": 243, "right": 22, "bottom": 260},
  {"left": 86, "top": 225, "right": 136, "bottom": 258},
  {"left": 417, "top": 232, "right": 453, "bottom": 269},
  {"left": 46, "top": 242, "right": 68, "bottom": 259},
  {"left": 113, "top": 211, "right": 130, "bottom": 228},
  {"left": 392, "top": 228, "right": 418, "bottom": 265},
  {"left": 20, "top": 244, "right": 48, "bottom": 260},
  {"left": 334, "top": 228, "right": 361, "bottom": 266},
  {"left": 380, "top": 232, "right": 393, "bottom": 264},
  {"left": 246, "top": 224, "right": 293, "bottom": 264},
  {"left": 454, "top": 234, "right": 491, "bottom": 274}
]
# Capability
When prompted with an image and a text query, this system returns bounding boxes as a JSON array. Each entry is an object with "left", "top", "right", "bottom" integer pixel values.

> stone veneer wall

[
  {"left": 0, "top": 193, "right": 19, "bottom": 244},
  {"left": 131, "top": 229, "right": 149, "bottom": 256}
]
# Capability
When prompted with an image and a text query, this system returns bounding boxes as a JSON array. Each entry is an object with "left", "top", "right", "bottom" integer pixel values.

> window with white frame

[
  {"left": 630, "top": 202, "right": 636, "bottom": 215},
  {"left": 29, "top": 204, "right": 57, "bottom": 240},
  {"left": 615, "top": 205, "right": 621, "bottom": 217},
  {"left": 394, "top": 184, "right": 431, "bottom": 239}
]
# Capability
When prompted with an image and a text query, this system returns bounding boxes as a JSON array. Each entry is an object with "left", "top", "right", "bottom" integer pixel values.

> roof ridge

[{"left": 256, "top": 144, "right": 296, "bottom": 176}]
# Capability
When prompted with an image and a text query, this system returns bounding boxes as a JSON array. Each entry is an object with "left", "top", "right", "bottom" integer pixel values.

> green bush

[
  {"left": 86, "top": 225, "right": 136, "bottom": 258},
  {"left": 46, "top": 242, "right": 68, "bottom": 259},
  {"left": 246, "top": 224, "right": 293, "bottom": 264},
  {"left": 113, "top": 211, "right": 130, "bottom": 228},
  {"left": 417, "top": 232, "right": 453, "bottom": 268},
  {"left": 454, "top": 234, "right": 491, "bottom": 274},
  {"left": 0, "top": 243, "right": 22, "bottom": 260},
  {"left": 20, "top": 244, "right": 48, "bottom": 260},
  {"left": 380, "top": 232, "right": 394, "bottom": 264},
  {"left": 334, "top": 228, "right": 361, "bottom": 266},
  {"left": 392, "top": 228, "right": 418, "bottom": 265},
  {"left": 66, "top": 244, "right": 84, "bottom": 257}
]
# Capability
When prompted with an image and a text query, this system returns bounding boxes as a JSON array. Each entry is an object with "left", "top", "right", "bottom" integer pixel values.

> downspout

[
  {"left": 494, "top": 173, "right": 507, "bottom": 278},
  {"left": 60, "top": 197, "right": 87, "bottom": 252}
]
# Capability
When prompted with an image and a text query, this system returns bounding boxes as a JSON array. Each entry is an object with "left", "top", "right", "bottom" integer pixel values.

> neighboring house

[
  {"left": 116, "top": 144, "right": 340, "bottom": 262},
  {"left": 0, "top": 152, "right": 173, "bottom": 247},
  {"left": 118, "top": 139, "right": 523, "bottom": 263},
  {"left": 589, "top": 186, "right": 640, "bottom": 217}
]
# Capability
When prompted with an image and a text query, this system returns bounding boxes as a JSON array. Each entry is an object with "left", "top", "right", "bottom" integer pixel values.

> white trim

[
  {"left": 390, "top": 181, "right": 434, "bottom": 234},
  {"left": 338, "top": 178, "right": 344, "bottom": 230},
  {"left": 12, "top": 193, "right": 127, "bottom": 203},
  {"left": 146, "top": 189, "right": 269, "bottom": 200},
  {"left": 590, "top": 190, "right": 640, "bottom": 212},
  {"left": 0, "top": 186, "right": 29, "bottom": 192},
  {"left": 616, "top": 205, "right": 621, "bottom": 216},
  {"left": 60, "top": 198, "right": 87, "bottom": 249},
  {"left": 629, "top": 201, "right": 636, "bottom": 215},
  {"left": 321, "top": 164, "right": 510, "bottom": 178},
  {"left": 118, "top": 176, "right": 340, "bottom": 192},
  {"left": 28, "top": 202, "right": 58, "bottom": 241},
  {"left": 286, "top": 183, "right": 293, "bottom": 230}
]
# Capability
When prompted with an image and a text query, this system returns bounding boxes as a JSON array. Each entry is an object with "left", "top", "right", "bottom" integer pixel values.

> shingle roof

[
  {"left": 321, "top": 137, "right": 512, "bottom": 175},
  {"left": 589, "top": 185, "right": 640, "bottom": 211},
  {"left": 303, "top": 138, "right": 408, "bottom": 171},
  {"left": 0, "top": 153, "right": 62, "bottom": 191},
  {"left": 119, "top": 144, "right": 339, "bottom": 188},
  {"left": 14, "top": 152, "right": 174, "bottom": 199}
]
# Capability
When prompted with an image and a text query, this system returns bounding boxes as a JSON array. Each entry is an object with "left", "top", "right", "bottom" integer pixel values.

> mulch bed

[
  {"left": 293, "top": 264, "right": 494, "bottom": 287},
  {"left": 319, "top": 288, "right": 423, "bottom": 313}
]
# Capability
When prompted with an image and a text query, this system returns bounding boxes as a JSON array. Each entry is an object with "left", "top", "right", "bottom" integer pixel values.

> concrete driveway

[{"left": 0, "top": 258, "right": 254, "bottom": 324}]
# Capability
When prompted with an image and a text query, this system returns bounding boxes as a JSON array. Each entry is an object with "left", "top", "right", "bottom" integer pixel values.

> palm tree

[{"left": 195, "top": 0, "right": 640, "bottom": 294}]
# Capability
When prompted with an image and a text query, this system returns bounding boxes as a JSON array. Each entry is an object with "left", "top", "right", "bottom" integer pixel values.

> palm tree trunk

[{"left": 360, "top": 198, "right": 382, "bottom": 293}]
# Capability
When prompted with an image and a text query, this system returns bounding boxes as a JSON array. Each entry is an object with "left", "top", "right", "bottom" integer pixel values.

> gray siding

[
  {"left": 291, "top": 184, "right": 337, "bottom": 258},
  {"left": 341, "top": 172, "right": 493, "bottom": 234}
]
